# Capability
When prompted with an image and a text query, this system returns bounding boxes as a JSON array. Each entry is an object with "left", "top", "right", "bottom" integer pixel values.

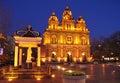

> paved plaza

[{"left": 0, "top": 63, "right": 120, "bottom": 83}]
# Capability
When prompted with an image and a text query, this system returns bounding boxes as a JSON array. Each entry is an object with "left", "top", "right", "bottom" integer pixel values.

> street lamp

[
  {"left": 82, "top": 52, "right": 85, "bottom": 56},
  {"left": 109, "top": 52, "right": 114, "bottom": 61},
  {"left": 110, "top": 52, "right": 113, "bottom": 56},
  {"left": 102, "top": 56, "right": 104, "bottom": 61},
  {"left": 98, "top": 44, "right": 102, "bottom": 48}
]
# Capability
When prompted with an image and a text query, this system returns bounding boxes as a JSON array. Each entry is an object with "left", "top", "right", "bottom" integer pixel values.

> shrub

[{"left": 64, "top": 71, "right": 85, "bottom": 76}]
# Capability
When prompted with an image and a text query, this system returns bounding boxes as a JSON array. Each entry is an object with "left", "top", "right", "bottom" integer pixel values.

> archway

[
  {"left": 82, "top": 52, "right": 86, "bottom": 62},
  {"left": 51, "top": 52, "right": 57, "bottom": 62},
  {"left": 67, "top": 52, "right": 72, "bottom": 62}
]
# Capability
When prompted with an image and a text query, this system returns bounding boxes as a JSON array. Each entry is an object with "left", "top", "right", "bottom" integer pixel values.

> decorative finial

[
  {"left": 78, "top": 16, "right": 82, "bottom": 20},
  {"left": 79, "top": 16, "right": 82, "bottom": 19},
  {"left": 28, "top": 25, "right": 31, "bottom": 28},
  {"left": 78, "top": 16, "right": 85, "bottom": 23},
  {"left": 66, "top": 5, "right": 69, "bottom": 9},
  {"left": 52, "top": 11, "right": 55, "bottom": 16},
  {"left": 27, "top": 25, "right": 32, "bottom": 31}
]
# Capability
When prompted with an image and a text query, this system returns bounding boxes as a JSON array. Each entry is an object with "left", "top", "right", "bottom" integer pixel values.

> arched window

[
  {"left": 81, "top": 36, "right": 87, "bottom": 45},
  {"left": 51, "top": 35, "right": 57, "bottom": 44},
  {"left": 51, "top": 52, "right": 57, "bottom": 62},
  {"left": 82, "top": 52, "right": 86, "bottom": 62},
  {"left": 67, "top": 52, "right": 72, "bottom": 62}
]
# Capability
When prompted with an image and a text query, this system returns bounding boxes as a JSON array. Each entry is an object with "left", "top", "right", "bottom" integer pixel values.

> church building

[{"left": 42, "top": 6, "right": 91, "bottom": 62}]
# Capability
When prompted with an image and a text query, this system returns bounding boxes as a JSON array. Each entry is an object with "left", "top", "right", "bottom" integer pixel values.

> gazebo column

[
  {"left": 14, "top": 43, "right": 19, "bottom": 68},
  {"left": 61, "top": 47, "right": 63, "bottom": 61},
  {"left": 19, "top": 48, "right": 22, "bottom": 67},
  {"left": 37, "top": 45, "right": 41, "bottom": 67},
  {"left": 26, "top": 47, "right": 32, "bottom": 69}
]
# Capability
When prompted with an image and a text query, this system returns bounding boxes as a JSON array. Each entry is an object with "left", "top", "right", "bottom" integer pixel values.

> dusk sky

[{"left": 1, "top": 0, "right": 120, "bottom": 38}]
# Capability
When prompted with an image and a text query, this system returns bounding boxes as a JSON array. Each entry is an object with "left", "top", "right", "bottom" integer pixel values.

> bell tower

[
  {"left": 76, "top": 16, "right": 89, "bottom": 32},
  {"left": 48, "top": 12, "right": 59, "bottom": 29},
  {"left": 61, "top": 6, "right": 75, "bottom": 30}
]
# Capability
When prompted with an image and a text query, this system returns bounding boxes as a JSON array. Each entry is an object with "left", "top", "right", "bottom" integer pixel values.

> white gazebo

[{"left": 14, "top": 25, "right": 42, "bottom": 69}]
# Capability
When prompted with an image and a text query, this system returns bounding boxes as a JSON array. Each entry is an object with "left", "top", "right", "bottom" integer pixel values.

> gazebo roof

[{"left": 15, "top": 25, "right": 40, "bottom": 37}]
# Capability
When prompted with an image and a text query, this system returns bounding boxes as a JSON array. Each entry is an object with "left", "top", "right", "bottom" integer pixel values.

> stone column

[
  {"left": 77, "top": 47, "right": 79, "bottom": 58},
  {"left": 26, "top": 47, "right": 32, "bottom": 63},
  {"left": 61, "top": 47, "right": 63, "bottom": 57},
  {"left": 19, "top": 48, "right": 22, "bottom": 67},
  {"left": 14, "top": 43, "right": 19, "bottom": 67},
  {"left": 26, "top": 47, "right": 32, "bottom": 69},
  {"left": 37, "top": 45, "right": 41, "bottom": 67}
]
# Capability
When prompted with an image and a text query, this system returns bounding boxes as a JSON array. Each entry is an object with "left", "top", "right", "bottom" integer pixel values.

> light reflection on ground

[{"left": 1, "top": 63, "right": 120, "bottom": 83}]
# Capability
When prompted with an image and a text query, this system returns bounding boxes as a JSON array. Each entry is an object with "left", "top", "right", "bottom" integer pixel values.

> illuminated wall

[{"left": 42, "top": 6, "right": 91, "bottom": 62}]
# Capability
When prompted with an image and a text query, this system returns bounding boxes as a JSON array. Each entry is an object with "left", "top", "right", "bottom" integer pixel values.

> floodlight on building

[
  {"left": 8, "top": 78, "right": 13, "bottom": 81},
  {"left": 67, "top": 70, "right": 73, "bottom": 73},
  {"left": 42, "top": 58, "right": 46, "bottom": 62},
  {"left": 61, "top": 67, "right": 66, "bottom": 71},
  {"left": 7, "top": 76, "right": 18, "bottom": 81},
  {"left": 51, "top": 74, "right": 55, "bottom": 78},
  {"left": 36, "top": 78, "right": 41, "bottom": 81},
  {"left": 73, "top": 58, "right": 77, "bottom": 62},
  {"left": 57, "top": 66, "right": 61, "bottom": 69},
  {"left": 57, "top": 57, "right": 61, "bottom": 62}
]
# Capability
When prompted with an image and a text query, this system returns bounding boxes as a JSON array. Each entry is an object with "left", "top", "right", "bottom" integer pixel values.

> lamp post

[
  {"left": 102, "top": 56, "right": 104, "bottom": 62},
  {"left": 110, "top": 52, "right": 114, "bottom": 61}
]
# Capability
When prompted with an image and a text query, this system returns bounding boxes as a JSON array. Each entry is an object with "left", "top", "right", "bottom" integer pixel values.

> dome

[
  {"left": 62, "top": 6, "right": 74, "bottom": 20},
  {"left": 77, "top": 16, "right": 85, "bottom": 23},
  {"left": 48, "top": 12, "right": 58, "bottom": 22}
]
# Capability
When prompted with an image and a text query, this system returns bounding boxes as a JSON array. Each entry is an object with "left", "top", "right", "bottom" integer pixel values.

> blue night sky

[{"left": 1, "top": 0, "right": 120, "bottom": 38}]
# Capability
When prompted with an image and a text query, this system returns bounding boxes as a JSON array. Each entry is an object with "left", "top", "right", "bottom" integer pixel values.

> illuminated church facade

[{"left": 42, "top": 6, "right": 91, "bottom": 62}]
